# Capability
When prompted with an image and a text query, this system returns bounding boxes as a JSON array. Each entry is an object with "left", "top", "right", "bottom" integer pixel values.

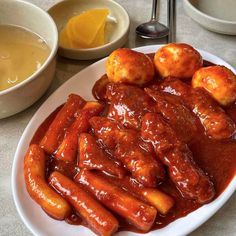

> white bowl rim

[
  {"left": 0, "top": 0, "right": 58, "bottom": 96},
  {"left": 184, "top": 0, "right": 236, "bottom": 25},
  {"left": 11, "top": 44, "right": 236, "bottom": 236},
  {"left": 47, "top": 0, "right": 130, "bottom": 52}
]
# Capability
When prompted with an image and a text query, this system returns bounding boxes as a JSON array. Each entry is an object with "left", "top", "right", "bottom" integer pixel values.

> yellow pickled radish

[
  {"left": 90, "top": 19, "right": 106, "bottom": 48},
  {"left": 65, "top": 20, "right": 88, "bottom": 48},
  {"left": 59, "top": 9, "right": 109, "bottom": 49},
  {"left": 59, "top": 27, "right": 71, "bottom": 48}
]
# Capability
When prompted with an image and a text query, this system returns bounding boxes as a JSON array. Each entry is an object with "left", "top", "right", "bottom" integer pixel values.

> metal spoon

[{"left": 136, "top": 0, "right": 169, "bottom": 39}]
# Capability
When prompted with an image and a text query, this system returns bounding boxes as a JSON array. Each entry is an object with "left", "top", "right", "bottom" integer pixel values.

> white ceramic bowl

[
  {"left": 48, "top": 0, "right": 130, "bottom": 60},
  {"left": 0, "top": 0, "right": 58, "bottom": 119},
  {"left": 12, "top": 45, "right": 236, "bottom": 236},
  {"left": 183, "top": 0, "right": 236, "bottom": 35}
]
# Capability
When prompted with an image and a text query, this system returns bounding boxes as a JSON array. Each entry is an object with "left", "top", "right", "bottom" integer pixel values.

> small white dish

[
  {"left": 0, "top": 0, "right": 58, "bottom": 119},
  {"left": 12, "top": 45, "right": 236, "bottom": 236},
  {"left": 48, "top": 0, "right": 130, "bottom": 60},
  {"left": 183, "top": 0, "right": 236, "bottom": 35}
]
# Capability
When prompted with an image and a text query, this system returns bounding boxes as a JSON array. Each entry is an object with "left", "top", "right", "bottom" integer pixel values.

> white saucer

[{"left": 48, "top": 0, "right": 130, "bottom": 60}]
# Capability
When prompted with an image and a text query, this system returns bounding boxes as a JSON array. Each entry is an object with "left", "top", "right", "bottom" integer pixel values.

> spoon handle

[
  {"left": 167, "top": 0, "right": 176, "bottom": 43},
  {"left": 151, "top": 0, "right": 158, "bottom": 20}
]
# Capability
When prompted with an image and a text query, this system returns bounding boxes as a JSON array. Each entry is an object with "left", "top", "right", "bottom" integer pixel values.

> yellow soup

[{"left": 0, "top": 25, "right": 50, "bottom": 91}]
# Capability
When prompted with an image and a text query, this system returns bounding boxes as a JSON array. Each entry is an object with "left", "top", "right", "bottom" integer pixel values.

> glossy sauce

[{"left": 31, "top": 59, "right": 236, "bottom": 233}]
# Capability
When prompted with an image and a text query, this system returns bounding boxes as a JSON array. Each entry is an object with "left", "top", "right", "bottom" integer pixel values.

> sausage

[
  {"left": 190, "top": 88, "right": 236, "bottom": 139},
  {"left": 89, "top": 116, "right": 165, "bottom": 187},
  {"left": 145, "top": 88, "right": 197, "bottom": 143},
  {"left": 158, "top": 78, "right": 236, "bottom": 139},
  {"left": 79, "top": 133, "right": 126, "bottom": 178},
  {"left": 24, "top": 144, "right": 71, "bottom": 220},
  {"left": 76, "top": 170, "right": 157, "bottom": 232},
  {"left": 106, "top": 83, "right": 155, "bottom": 129},
  {"left": 55, "top": 101, "right": 104, "bottom": 162},
  {"left": 49, "top": 171, "right": 118, "bottom": 236},
  {"left": 141, "top": 113, "right": 215, "bottom": 204},
  {"left": 40, "top": 94, "right": 86, "bottom": 154}
]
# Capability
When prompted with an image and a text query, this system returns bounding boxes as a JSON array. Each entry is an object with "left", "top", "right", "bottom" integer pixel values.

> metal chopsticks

[{"left": 167, "top": 0, "right": 176, "bottom": 43}]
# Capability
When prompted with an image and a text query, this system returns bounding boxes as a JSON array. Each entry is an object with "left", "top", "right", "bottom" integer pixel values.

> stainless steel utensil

[
  {"left": 167, "top": 0, "right": 176, "bottom": 43},
  {"left": 136, "top": 0, "right": 169, "bottom": 39}
]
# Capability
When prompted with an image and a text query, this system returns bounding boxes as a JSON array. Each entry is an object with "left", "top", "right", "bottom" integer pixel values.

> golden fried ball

[
  {"left": 192, "top": 65, "right": 236, "bottom": 106},
  {"left": 154, "top": 43, "right": 203, "bottom": 79},
  {"left": 106, "top": 48, "right": 155, "bottom": 85}
]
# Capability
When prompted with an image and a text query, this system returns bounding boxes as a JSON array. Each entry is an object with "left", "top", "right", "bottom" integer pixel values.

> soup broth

[{"left": 0, "top": 25, "right": 50, "bottom": 91}]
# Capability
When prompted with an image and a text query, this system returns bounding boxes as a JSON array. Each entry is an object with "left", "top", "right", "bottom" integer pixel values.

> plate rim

[{"left": 12, "top": 44, "right": 236, "bottom": 236}]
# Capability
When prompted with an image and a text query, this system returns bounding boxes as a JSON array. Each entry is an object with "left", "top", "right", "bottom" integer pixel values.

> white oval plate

[{"left": 12, "top": 45, "right": 236, "bottom": 236}]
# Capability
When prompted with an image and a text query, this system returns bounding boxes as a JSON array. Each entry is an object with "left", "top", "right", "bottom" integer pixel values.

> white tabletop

[{"left": 0, "top": 0, "right": 235, "bottom": 235}]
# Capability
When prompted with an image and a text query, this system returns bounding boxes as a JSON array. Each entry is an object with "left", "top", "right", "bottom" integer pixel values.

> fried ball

[
  {"left": 106, "top": 48, "right": 155, "bottom": 85},
  {"left": 192, "top": 65, "right": 236, "bottom": 106},
  {"left": 154, "top": 43, "right": 203, "bottom": 79}
]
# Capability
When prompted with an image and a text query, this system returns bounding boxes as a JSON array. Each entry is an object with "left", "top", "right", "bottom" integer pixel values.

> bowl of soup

[{"left": 0, "top": 0, "right": 58, "bottom": 119}]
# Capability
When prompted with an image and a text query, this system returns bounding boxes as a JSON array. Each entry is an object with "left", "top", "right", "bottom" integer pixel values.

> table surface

[{"left": 0, "top": 0, "right": 236, "bottom": 235}]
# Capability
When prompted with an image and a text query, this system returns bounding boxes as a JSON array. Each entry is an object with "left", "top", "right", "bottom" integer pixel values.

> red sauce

[
  {"left": 31, "top": 100, "right": 236, "bottom": 233},
  {"left": 29, "top": 58, "right": 236, "bottom": 233}
]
